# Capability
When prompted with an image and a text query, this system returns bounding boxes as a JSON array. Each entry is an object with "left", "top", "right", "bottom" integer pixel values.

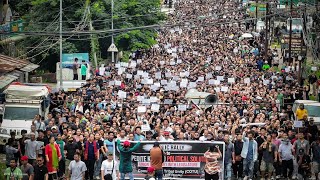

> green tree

[{"left": 11, "top": 0, "right": 164, "bottom": 71}]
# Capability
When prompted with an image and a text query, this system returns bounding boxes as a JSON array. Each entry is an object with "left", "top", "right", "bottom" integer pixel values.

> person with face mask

[
  {"left": 306, "top": 118, "right": 319, "bottom": 143},
  {"left": 278, "top": 132, "right": 294, "bottom": 179},
  {"left": 64, "top": 136, "right": 79, "bottom": 179}
]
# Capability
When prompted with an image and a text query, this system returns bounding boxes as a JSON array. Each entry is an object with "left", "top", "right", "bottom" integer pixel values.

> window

[
  {"left": 305, "top": 105, "right": 320, "bottom": 117},
  {"left": 4, "top": 107, "right": 39, "bottom": 120}
]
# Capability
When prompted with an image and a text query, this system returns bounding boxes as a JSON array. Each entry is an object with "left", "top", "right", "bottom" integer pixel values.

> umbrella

[{"left": 241, "top": 33, "right": 253, "bottom": 38}]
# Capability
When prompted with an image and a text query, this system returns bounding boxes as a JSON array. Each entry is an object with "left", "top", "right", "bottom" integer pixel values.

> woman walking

[
  {"left": 204, "top": 145, "right": 222, "bottom": 180},
  {"left": 45, "top": 136, "right": 61, "bottom": 180}
]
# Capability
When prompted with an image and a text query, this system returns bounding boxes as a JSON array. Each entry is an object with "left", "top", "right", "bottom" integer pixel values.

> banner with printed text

[{"left": 114, "top": 141, "right": 225, "bottom": 179}]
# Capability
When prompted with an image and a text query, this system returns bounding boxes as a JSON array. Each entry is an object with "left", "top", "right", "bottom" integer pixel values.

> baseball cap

[
  {"left": 164, "top": 131, "right": 170, "bottom": 136},
  {"left": 21, "top": 156, "right": 28, "bottom": 161},
  {"left": 123, "top": 140, "right": 131, "bottom": 147},
  {"left": 51, "top": 126, "right": 57, "bottom": 130},
  {"left": 147, "top": 166, "right": 155, "bottom": 173}
]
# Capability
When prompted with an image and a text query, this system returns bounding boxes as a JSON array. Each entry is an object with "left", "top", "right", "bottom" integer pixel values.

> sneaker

[
  {"left": 276, "top": 175, "right": 281, "bottom": 179},
  {"left": 243, "top": 176, "right": 249, "bottom": 180},
  {"left": 95, "top": 177, "right": 100, "bottom": 180},
  {"left": 227, "top": 178, "right": 231, "bottom": 180},
  {"left": 292, "top": 175, "right": 297, "bottom": 180},
  {"left": 261, "top": 178, "right": 265, "bottom": 180}
]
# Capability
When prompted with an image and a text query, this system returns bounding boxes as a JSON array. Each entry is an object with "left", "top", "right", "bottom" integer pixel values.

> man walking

[
  {"left": 278, "top": 132, "right": 294, "bottom": 179},
  {"left": 241, "top": 131, "right": 258, "bottom": 180},
  {"left": 150, "top": 141, "right": 165, "bottom": 180},
  {"left": 69, "top": 152, "right": 87, "bottom": 180},
  {"left": 224, "top": 134, "right": 235, "bottom": 180},
  {"left": 34, "top": 156, "right": 48, "bottom": 180},
  {"left": 24, "top": 132, "right": 38, "bottom": 166},
  {"left": 20, "top": 156, "right": 34, "bottom": 180},
  {"left": 84, "top": 134, "right": 100, "bottom": 180}
]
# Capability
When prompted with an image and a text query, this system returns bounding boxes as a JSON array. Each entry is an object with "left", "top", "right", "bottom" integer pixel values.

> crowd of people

[{"left": 4, "top": 0, "right": 320, "bottom": 180}]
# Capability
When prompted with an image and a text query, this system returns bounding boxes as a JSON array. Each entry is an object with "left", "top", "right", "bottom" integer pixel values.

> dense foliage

[{"left": 10, "top": 0, "right": 165, "bottom": 71}]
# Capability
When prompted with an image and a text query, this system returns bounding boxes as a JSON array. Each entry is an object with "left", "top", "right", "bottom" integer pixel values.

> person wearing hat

[
  {"left": 117, "top": 139, "right": 141, "bottom": 180},
  {"left": 145, "top": 166, "right": 156, "bottom": 180},
  {"left": 297, "top": 148, "right": 311, "bottom": 179},
  {"left": 161, "top": 131, "right": 173, "bottom": 142},
  {"left": 20, "top": 155, "right": 34, "bottom": 180},
  {"left": 262, "top": 61, "right": 270, "bottom": 71},
  {"left": 101, "top": 152, "right": 119, "bottom": 180},
  {"left": 150, "top": 142, "right": 165, "bottom": 180}
]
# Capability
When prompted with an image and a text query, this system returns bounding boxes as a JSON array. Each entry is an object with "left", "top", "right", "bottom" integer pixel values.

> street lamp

[{"left": 297, "top": 55, "right": 303, "bottom": 86}]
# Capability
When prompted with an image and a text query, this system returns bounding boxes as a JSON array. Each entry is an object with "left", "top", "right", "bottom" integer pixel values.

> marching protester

[
  {"left": 84, "top": 133, "right": 100, "bottom": 180},
  {"left": 45, "top": 136, "right": 62, "bottom": 180},
  {"left": 278, "top": 132, "right": 294, "bottom": 179},
  {"left": 34, "top": 156, "right": 49, "bottom": 180},
  {"left": 100, "top": 152, "right": 120, "bottom": 180},
  {"left": 4, "top": 159, "right": 23, "bottom": 180},
  {"left": 241, "top": 131, "right": 258, "bottom": 180},
  {"left": 68, "top": 152, "right": 87, "bottom": 180},
  {"left": 20, "top": 156, "right": 34, "bottom": 180},
  {"left": 204, "top": 145, "right": 222, "bottom": 180}
]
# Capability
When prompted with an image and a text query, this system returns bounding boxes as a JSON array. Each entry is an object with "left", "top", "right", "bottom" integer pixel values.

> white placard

[
  {"left": 165, "top": 72, "right": 172, "bottom": 78},
  {"left": 189, "top": 82, "right": 197, "bottom": 88},
  {"left": 154, "top": 82, "right": 161, "bottom": 87},
  {"left": 137, "top": 96, "right": 144, "bottom": 102},
  {"left": 206, "top": 73, "right": 213, "bottom": 79},
  {"left": 130, "top": 61, "right": 137, "bottom": 68},
  {"left": 146, "top": 78, "right": 154, "bottom": 85},
  {"left": 228, "top": 78, "right": 235, "bottom": 83},
  {"left": 142, "top": 72, "right": 149, "bottom": 78},
  {"left": 109, "top": 81, "right": 114, "bottom": 86},
  {"left": 294, "top": 121, "right": 303, "bottom": 128},
  {"left": 209, "top": 79, "right": 215, "bottom": 85},
  {"left": 214, "top": 80, "right": 220, "bottom": 85},
  {"left": 215, "top": 66, "right": 222, "bottom": 71},
  {"left": 214, "top": 87, "right": 220, "bottom": 92},
  {"left": 137, "top": 106, "right": 147, "bottom": 113},
  {"left": 244, "top": 78, "right": 250, "bottom": 84},
  {"left": 141, "top": 124, "right": 150, "bottom": 132},
  {"left": 137, "top": 70, "right": 144, "bottom": 76},
  {"left": 197, "top": 76, "right": 204, "bottom": 82},
  {"left": 151, "top": 104, "right": 160, "bottom": 112},
  {"left": 142, "top": 99, "right": 151, "bottom": 105},
  {"left": 178, "top": 105, "right": 187, "bottom": 111},
  {"left": 263, "top": 80, "right": 270, "bottom": 85},
  {"left": 126, "top": 74, "right": 133, "bottom": 79},
  {"left": 150, "top": 97, "right": 158, "bottom": 102},
  {"left": 221, "top": 86, "right": 228, "bottom": 92},
  {"left": 311, "top": 66, "right": 317, "bottom": 71},
  {"left": 115, "top": 81, "right": 121, "bottom": 86},
  {"left": 155, "top": 72, "right": 162, "bottom": 79},
  {"left": 115, "top": 63, "right": 120, "bottom": 68},
  {"left": 118, "top": 90, "right": 127, "bottom": 99},
  {"left": 160, "top": 61, "right": 165, "bottom": 65},
  {"left": 121, "top": 62, "right": 129, "bottom": 67},
  {"left": 137, "top": 59, "right": 142, "bottom": 64},
  {"left": 217, "top": 76, "right": 224, "bottom": 81},
  {"left": 161, "top": 80, "right": 168, "bottom": 85}
]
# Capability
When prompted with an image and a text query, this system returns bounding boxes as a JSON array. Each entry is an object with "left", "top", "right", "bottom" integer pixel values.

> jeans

[
  {"left": 155, "top": 169, "right": 163, "bottom": 180},
  {"left": 94, "top": 154, "right": 103, "bottom": 177},
  {"left": 225, "top": 162, "right": 232, "bottom": 178},
  {"left": 243, "top": 158, "right": 255, "bottom": 178},
  {"left": 120, "top": 172, "right": 134, "bottom": 180}
]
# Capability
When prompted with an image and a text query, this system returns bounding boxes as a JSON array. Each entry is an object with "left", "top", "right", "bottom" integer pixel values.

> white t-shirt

[{"left": 101, "top": 160, "right": 119, "bottom": 180}]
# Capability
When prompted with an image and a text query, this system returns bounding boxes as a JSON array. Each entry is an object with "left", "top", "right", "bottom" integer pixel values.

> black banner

[{"left": 114, "top": 141, "right": 225, "bottom": 179}]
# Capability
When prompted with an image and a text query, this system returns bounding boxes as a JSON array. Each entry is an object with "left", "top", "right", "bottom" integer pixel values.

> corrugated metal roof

[
  {"left": 0, "top": 54, "right": 30, "bottom": 73},
  {"left": 0, "top": 74, "right": 18, "bottom": 89}
]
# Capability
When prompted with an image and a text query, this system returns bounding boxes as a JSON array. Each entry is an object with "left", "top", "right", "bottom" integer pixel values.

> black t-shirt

[
  {"left": 34, "top": 165, "right": 48, "bottom": 180},
  {"left": 65, "top": 142, "right": 79, "bottom": 160},
  {"left": 97, "top": 140, "right": 104, "bottom": 154}
]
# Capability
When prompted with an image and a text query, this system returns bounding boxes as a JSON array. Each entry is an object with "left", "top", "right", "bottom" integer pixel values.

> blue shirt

[
  {"left": 247, "top": 140, "right": 254, "bottom": 160},
  {"left": 104, "top": 139, "right": 114, "bottom": 153},
  {"left": 134, "top": 134, "right": 145, "bottom": 141},
  {"left": 85, "top": 142, "right": 100, "bottom": 160}
]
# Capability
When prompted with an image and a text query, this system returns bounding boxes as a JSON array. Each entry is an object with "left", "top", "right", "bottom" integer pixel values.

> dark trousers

[
  {"left": 233, "top": 160, "right": 243, "bottom": 178},
  {"left": 48, "top": 173, "right": 58, "bottom": 180},
  {"left": 58, "top": 159, "right": 65, "bottom": 177},
  {"left": 205, "top": 172, "right": 219, "bottom": 180},
  {"left": 274, "top": 161, "right": 282, "bottom": 176},
  {"left": 85, "top": 160, "right": 95, "bottom": 180},
  {"left": 282, "top": 159, "right": 293, "bottom": 178},
  {"left": 73, "top": 74, "right": 78, "bottom": 80},
  {"left": 82, "top": 75, "right": 86, "bottom": 80}
]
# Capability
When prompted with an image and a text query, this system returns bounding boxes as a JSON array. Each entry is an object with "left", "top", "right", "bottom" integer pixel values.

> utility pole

[
  {"left": 288, "top": 0, "right": 293, "bottom": 63},
  {"left": 255, "top": 0, "right": 258, "bottom": 31},
  {"left": 87, "top": 0, "right": 98, "bottom": 69},
  {"left": 59, "top": 0, "right": 63, "bottom": 88},
  {"left": 111, "top": 0, "right": 115, "bottom": 63},
  {"left": 264, "top": 2, "right": 269, "bottom": 61}
]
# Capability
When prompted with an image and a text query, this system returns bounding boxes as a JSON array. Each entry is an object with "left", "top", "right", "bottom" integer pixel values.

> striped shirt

[{"left": 204, "top": 151, "right": 221, "bottom": 175}]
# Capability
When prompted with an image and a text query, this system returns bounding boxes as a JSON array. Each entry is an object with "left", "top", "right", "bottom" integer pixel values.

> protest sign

[{"left": 114, "top": 141, "right": 225, "bottom": 179}]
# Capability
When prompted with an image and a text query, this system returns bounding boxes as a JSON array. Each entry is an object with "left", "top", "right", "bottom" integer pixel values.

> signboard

[
  {"left": 62, "top": 53, "right": 89, "bottom": 68},
  {"left": 114, "top": 141, "right": 225, "bottom": 179}
]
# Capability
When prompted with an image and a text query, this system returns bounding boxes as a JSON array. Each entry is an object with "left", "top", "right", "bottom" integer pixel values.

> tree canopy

[{"left": 9, "top": 0, "right": 165, "bottom": 71}]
